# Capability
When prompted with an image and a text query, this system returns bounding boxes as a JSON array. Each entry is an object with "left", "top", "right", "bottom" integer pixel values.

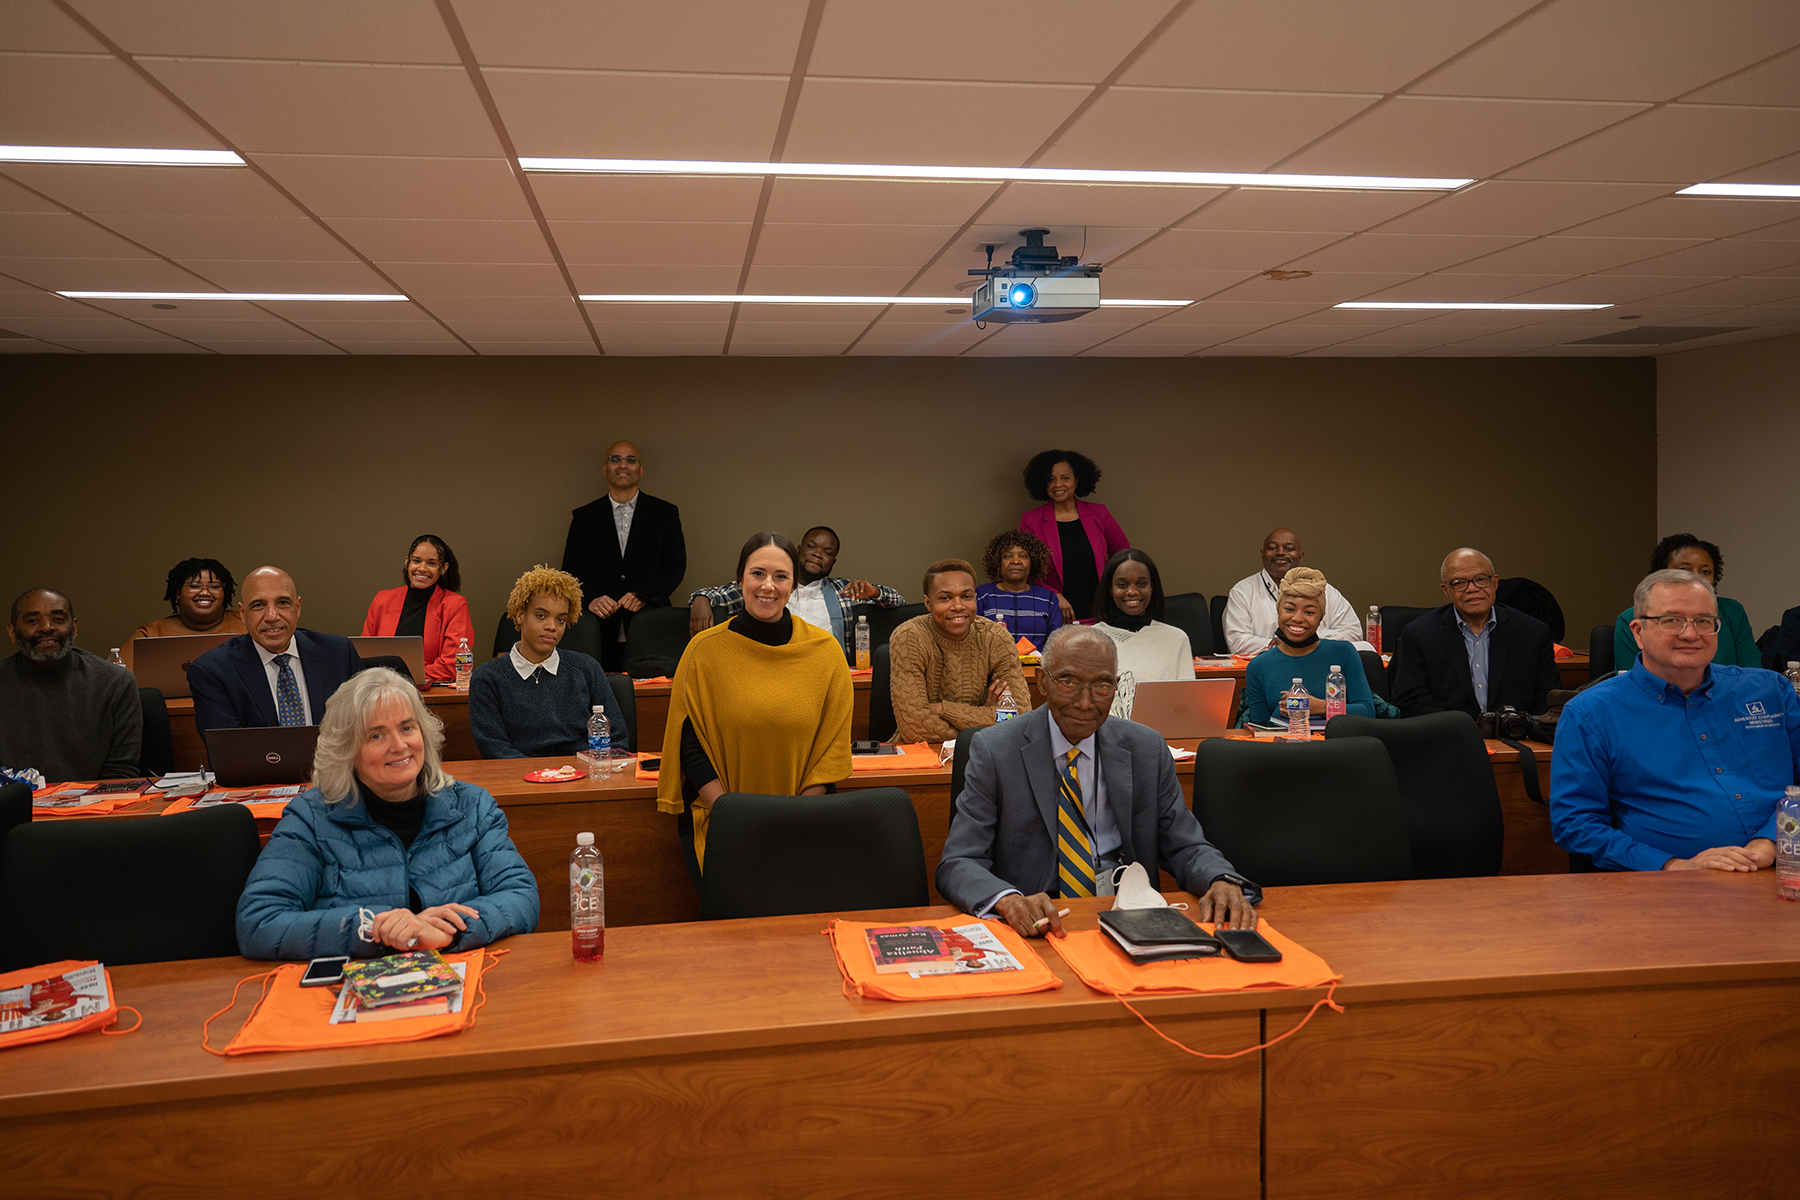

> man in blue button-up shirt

[{"left": 1551, "top": 570, "right": 1793, "bottom": 873}]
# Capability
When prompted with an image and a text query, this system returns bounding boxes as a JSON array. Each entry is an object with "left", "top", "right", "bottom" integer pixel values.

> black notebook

[{"left": 1098, "top": 908, "right": 1222, "bottom": 963}]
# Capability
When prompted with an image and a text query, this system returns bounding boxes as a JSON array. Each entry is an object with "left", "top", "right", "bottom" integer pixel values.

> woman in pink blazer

[
  {"left": 362, "top": 534, "right": 475, "bottom": 683},
  {"left": 1018, "top": 449, "right": 1130, "bottom": 623}
]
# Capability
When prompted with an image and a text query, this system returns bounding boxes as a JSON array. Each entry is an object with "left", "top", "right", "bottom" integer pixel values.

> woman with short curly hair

[
  {"left": 122, "top": 556, "right": 245, "bottom": 670},
  {"left": 1017, "top": 449, "right": 1130, "bottom": 624},
  {"left": 975, "top": 529, "right": 1063, "bottom": 650}
]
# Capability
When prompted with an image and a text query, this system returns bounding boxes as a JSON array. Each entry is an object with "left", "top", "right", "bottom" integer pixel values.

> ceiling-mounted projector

[{"left": 970, "top": 229, "right": 1101, "bottom": 324}]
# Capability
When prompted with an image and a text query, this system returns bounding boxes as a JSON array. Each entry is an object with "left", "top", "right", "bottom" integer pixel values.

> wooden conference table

[{"left": 2, "top": 871, "right": 1791, "bottom": 1198}]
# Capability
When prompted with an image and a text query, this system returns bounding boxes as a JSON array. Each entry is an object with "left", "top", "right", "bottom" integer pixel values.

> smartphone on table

[{"left": 300, "top": 956, "right": 350, "bottom": 987}]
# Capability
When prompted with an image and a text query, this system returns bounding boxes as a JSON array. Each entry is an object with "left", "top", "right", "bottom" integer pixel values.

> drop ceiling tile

[
  {"left": 486, "top": 70, "right": 787, "bottom": 159},
  {"left": 732, "top": 307, "right": 881, "bottom": 327},
  {"left": 253, "top": 156, "right": 531, "bottom": 221},
  {"left": 551, "top": 220, "right": 751, "bottom": 265},
  {"left": 1558, "top": 196, "right": 1800, "bottom": 239},
  {"left": 3, "top": 162, "right": 303, "bottom": 218},
  {"left": 0, "top": 174, "right": 67, "bottom": 213},
  {"left": 854, "top": 325, "right": 987, "bottom": 349},
  {"left": 0, "top": 211, "right": 152, "bottom": 258},
  {"left": 468, "top": 341, "right": 598, "bottom": 355},
  {"left": 1445, "top": 236, "right": 1704, "bottom": 274},
  {"left": 1085, "top": 267, "right": 1269, "bottom": 301},
  {"left": 1120, "top": 228, "right": 1347, "bottom": 272},
  {"left": 324, "top": 218, "right": 552, "bottom": 264},
  {"left": 0, "top": 255, "right": 201, "bottom": 290},
  {"left": 1373, "top": 180, "right": 1673, "bottom": 236},
  {"left": 1360, "top": 272, "right": 1577, "bottom": 301},
  {"left": 1504, "top": 105, "right": 1800, "bottom": 184},
  {"left": 427, "top": 295, "right": 579, "bottom": 321},
  {"left": 1729, "top": 212, "right": 1800, "bottom": 240},
  {"left": 1721, "top": 151, "right": 1800, "bottom": 186},
  {"left": 1297, "top": 344, "right": 1442, "bottom": 357},
  {"left": 1499, "top": 275, "right": 1716, "bottom": 303},
  {"left": 567, "top": 263, "right": 741, "bottom": 293},
  {"left": 0, "top": 290, "right": 99, "bottom": 319},
  {"left": 93, "top": 213, "right": 355, "bottom": 261},
  {"left": 589, "top": 319, "right": 731, "bottom": 341},
  {"left": 1282, "top": 96, "right": 1647, "bottom": 178},
  {"left": 1123, "top": 0, "right": 1535, "bottom": 92},
  {"left": 209, "top": 341, "right": 345, "bottom": 354},
  {"left": 178, "top": 258, "right": 395, "bottom": 292},
  {"left": 1196, "top": 344, "right": 1302, "bottom": 356},
  {"left": 1156, "top": 299, "right": 1334, "bottom": 325},
  {"left": 963, "top": 224, "right": 1157, "bottom": 266},
  {"left": 1288, "top": 233, "right": 1532, "bottom": 273},
  {"left": 1207, "top": 270, "right": 1422, "bottom": 302},
  {"left": 1219, "top": 325, "right": 1350, "bottom": 346},
  {"left": 337, "top": 341, "right": 472, "bottom": 354},
  {"left": 136, "top": 317, "right": 323, "bottom": 342},
  {"left": 455, "top": 0, "right": 810, "bottom": 73},
  {"left": 0, "top": 52, "right": 224, "bottom": 146},
  {"left": 73, "top": 0, "right": 459, "bottom": 62},
  {"left": 0, "top": 339, "right": 76, "bottom": 352},
  {"left": 1335, "top": 325, "right": 1460, "bottom": 345},
  {"left": 141, "top": 60, "right": 502, "bottom": 156},
  {"left": 1685, "top": 45, "right": 1800, "bottom": 106},
  {"left": 728, "top": 342, "right": 855, "bottom": 355},
  {"left": 980, "top": 182, "right": 1226, "bottom": 230},
  {"left": 961, "top": 338, "right": 1083, "bottom": 357},
  {"left": 1607, "top": 239, "right": 1800, "bottom": 277},
  {"left": 276, "top": 317, "right": 453, "bottom": 340},
  {"left": 0, "top": 314, "right": 176, "bottom": 339},
  {"left": 70, "top": 296, "right": 268, "bottom": 320},
  {"left": 1079, "top": 343, "right": 1207, "bottom": 357},
  {"left": 1043, "top": 89, "right": 1377, "bottom": 173},
  {"left": 782, "top": 79, "right": 1087, "bottom": 166},
  {"left": 750, "top": 222, "right": 955, "bottom": 269},
  {"left": 1419, "top": 0, "right": 1800, "bottom": 102},
  {"left": 1752, "top": 254, "right": 1800, "bottom": 277},
  {"left": 3, "top": 1, "right": 105, "bottom": 52},
  {"left": 604, "top": 341, "right": 726, "bottom": 356},
  {"left": 810, "top": 0, "right": 1173, "bottom": 83},
  {"left": 54, "top": 338, "right": 205, "bottom": 352},
  {"left": 584, "top": 302, "right": 736, "bottom": 324},
  {"left": 533, "top": 175, "right": 764, "bottom": 224},
  {"left": 1178, "top": 188, "right": 1438, "bottom": 233},
  {"left": 377, "top": 261, "right": 569, "bottom": 298},
  {"left": 439, "top": 319, "right": 591, "bottom": 341},
  {"left": 742, "top": 264, "right": 921, "bottom": 294},
  {"left": 1623, "top": 276, "right": 1800, "bottom": 306},
  {"left": 1096, "top": 321, "right": 1254, "bottom": 344}
]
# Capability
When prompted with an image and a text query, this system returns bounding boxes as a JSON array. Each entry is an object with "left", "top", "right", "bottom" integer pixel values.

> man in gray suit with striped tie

[{"left": 938, "top": 626, "right": 1260, "bottom": 938}]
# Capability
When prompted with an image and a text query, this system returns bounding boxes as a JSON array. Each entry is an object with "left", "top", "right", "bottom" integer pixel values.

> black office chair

[
  {"left": 0, "top": 780, "right": 29, "bottom": 843},
  {"left": 622, "top": 606, "right": 690, "bottom": 677},
  {"left": 869, "top": 642, "right": 896, "bottom": 742},
  {"left": 699, "top": 787, "right": 928, "bottom": 920},
  {"left": 1379, "top": 604, "right": 1436, "bottom": 691},
  {"left": 1325, "top": 712, "right": 1502, "bottom": 878},
  {"left": 1496, "top": 576, "right": 1565, "bottom": 646},
  {"left": 1190, "top": 737, "right": 1412, "bottom": 887},
  {"left": 862, "top": 602, "right": 926, "bottom": 652},
  {"left": 559, "top": 610, "right": 605, "bottom": 661},
  {"left": 1357, "top": 649, "right": 1392, "bottom": 704},
  {"left": 948, "top": 725, "right": 991, "bottom": 801},
  {"left": 604, "top": 672, "right": 637, "bottom": 752},
  {"left": 1589, "top": 623, "right": 1616, "bottom": 680},
  {"left": 1209, "top": 594, "right": 1228, "bottom": 656},
  {"left": 0, "top": 805, "right": 262, "bottom": 970},
  {"left": 1163, "top": 592, "right": 1214, "bottom": 656},
  {"left": 1757, "top": 624, "right": 1783, "bottom": 673},
  {"left": 493, "top": 608, "right": 520, "bottom": 659},
  {"left": 138, "top": 686, "right": 174, "bottom": 777},
  {"left": 356, "top": 654, "right": 414, "bottom": 681}
]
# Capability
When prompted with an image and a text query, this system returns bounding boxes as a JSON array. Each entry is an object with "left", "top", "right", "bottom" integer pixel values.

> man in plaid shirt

[{"left": 688, "top": 526, "right": 906, "bottom": 661}]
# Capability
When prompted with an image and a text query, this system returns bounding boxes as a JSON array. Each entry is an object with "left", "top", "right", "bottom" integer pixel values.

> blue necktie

[{"left": 273, "top": 653, "right": 305, "bottom": 727}]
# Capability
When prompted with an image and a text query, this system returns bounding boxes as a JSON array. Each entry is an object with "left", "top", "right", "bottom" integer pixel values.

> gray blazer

[{"left": 937, "top": 706, "right": 1259, "bottom": 913}]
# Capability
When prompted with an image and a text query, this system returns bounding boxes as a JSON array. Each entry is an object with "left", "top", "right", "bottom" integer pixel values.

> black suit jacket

[
  {"left": 1392, "top": 603, "right": 1558, "bottom": 719},
  {"left": 188, "top": 630, "right": 362, "bottom": 733},
  {"left": 561, "top": 491, "right": 686, "bottom": 612}
]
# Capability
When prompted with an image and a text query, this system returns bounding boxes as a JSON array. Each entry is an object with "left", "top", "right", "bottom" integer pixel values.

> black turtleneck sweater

[
  {"left": 0, "top": 648, "right": 142, "bottom": 782},
  {"left": 680, "top": 612, "right": 793, "bottom": 800},
  {"left": 394, "top": 585, "right": 435, "bottom": 639}
]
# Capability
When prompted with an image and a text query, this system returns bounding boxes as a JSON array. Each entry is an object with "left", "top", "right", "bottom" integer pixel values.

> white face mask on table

[{"left": 1109, "top": 862, "right": 1188, "bottom": 911}]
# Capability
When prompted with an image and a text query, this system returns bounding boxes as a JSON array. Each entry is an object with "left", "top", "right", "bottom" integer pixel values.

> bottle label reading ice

[
  {"left": 1325, "top": 665, "right": 1347, "bottom": 722},
  {"left": 570, "top": 831, "right": 605, "bottom": 960},
  {"left": 1777, "top": 787, "right": 1800, "bottom": 902},
  {"left": 1365, "top": 607, "right": 1382, "bottom": 654}
]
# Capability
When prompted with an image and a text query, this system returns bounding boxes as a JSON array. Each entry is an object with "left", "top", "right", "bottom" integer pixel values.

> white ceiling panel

[
  {"left": 425, "top": 294, "right": 578, "bottom": 321},
  {"left": 1121, "top": 228, "right": 1347, "bottom": 272},
  {"left": 1444, "top": 236, "right": 1706, "bottom": 275},
  {"left": 439, "top": 318, "right": 590, "bottom": 341},
  {"left": 1178, "top": 188, "right": 1436, "bottom": 233},
  {"left": 0, "top": 211, "right": 154, "bottom": 258},
  {"left": 589, "top": 319, "right": 730, "bottom": 342},
  {"left": 567, "top": 263, "right": 741, "bottom": 293},
  {"left": 94, "top": 213, "right": 355, "bottom": 261},
  {"left": 336, "top": 341, "right": 473, "bottom": 354},
  {"left": 136, "top": 318, "right": 324, "bottom": 342},
  {"left": 1752, "top": 255, "right": 1800, "bottom": 278},
  {"left": 466, "top": 341, "right": 597, "bottom": 355},
  {"left": 1359, "top": 272, "right": 1574, "bottom": 302},
  {"left": 551, "top": 220, "right": 750, "bottom": 265},
  {"left": 980, "top": 182, "right": 1223, "bottom": 230},
  {"left": 1722, "top": 213, "right": 1800, "bottom": 241},
  {"left": 0, "top": 255, "right": 201, "bottom": 290},
  {"left": 1289, "top": 233, "right": 1533, "bottom": 273},
  {"left": 1081, "top": 267, "right": 1265, "bottom": 300},
  {"left": 811, "top": 0, "right": 1175, "bottom": 84},
  {"left": 253, "top": 155, "right": 529, "bottom": 221},
  {"left": 1283, "top": 96, "right": 1648, "bottom": 178},
  {"left": 3, "top": 1, "right": 105, "bottom": 52},
  {"left": 3, "top": 163, "right": 301, "bottom": 217},
  {"left": 485, "top": 70, "right": 787, "bottom": 160},
  {"left": 142, "top": 61, "right": 501, "bottom": 156},
  {"left": 0, "top": 173, "right": 65, "bottom": 213},
  {"left": 1621, "top": 276, "right": 1800, "bottom": 307},
  {"left": 325, "top": 218, "right": 552, "bottom": 264},
  {"left": 0, "top": 339, "right": 76, "bottom": 352},
  {"left": 761, "top": 177, "right": 994, "bottom": 227},
  {"left": 209, "top": 340, "right": 345, "bottom": 354},
  {"left": 72, "top": 0, "right": 460, "bottom": 63},
  {"left": 278, "top": 317, "right": 453, "bottom": 341},
  {"left": 1558, "top": 196, "right": 1800, "bottom": 239},
  {"left": 533, "top": 175, "right": 764, "bottom": 224},
  {"left": 377, "top": 261, "right": 570, "bottom": 298},
  {"left": 728, "top": 341, "right": 858, "bottom": 355},
  {"left": 180, "top": 258, "right": 396, "bottom": 292},
  {"left": 1507, "top": 105, "right": 1800, "bottom": 184},
  {"left": 0, "top": 52, "right": 224, "bottom": 146},
  {"left": 783, "top": 79, "right": 1087, "bottom": 166},
  {"left": 0, "top": 314, "right": 182, "bottom": 339},
  {"left": 0, "top": 289, "right": 102, "bottom": 319},
  {"left": 1097, "top": 321, "right": 1256, "bottom": 345},
  {"left": 1372, "top": 181, "right": 1673, "bottom": 237},
  {"left": 56, "top": 338, "right": 206, "bottom": 352},
  {"left": 1683, "top": 45, "right": 1800, "bottom": 106},
  {"left": 604, "top": 341, "right": 726, "bottom": 355},
  {"left": 1606, "top": 239, "right": 1800, "bottom": 277},
  {"left": 742, "top": 265, "right": 922, "bottom": 294},
  {"left": 1418, "top": 0, "right": 1800, "bottom": 102},
  {"left": 1500, "top": 274, "right": 1728, "bottom": 304},
  {"left": 454, "top": 0, "right": 810, "bottom": 73},
  {"left": 70, "top": 295, "right": 270, "bottom": 320},
  {"left": 1043, "top": 89, "right": 1376, "bottom": 174},
  {"left": 731, "top": 306, "right": 884, "bottom": 326},
  {"left": 584, "top": 302, "right": 736, "bottom": 324},
  {"left": 1156, "top": 299, "right": 1335, "bottom": 325},
  {"left": 1721, "top": 151, "right": 1800, "bottom": 186},
  {"left": 1206, "top": 270, "right": 1421, "bottom": 302}
]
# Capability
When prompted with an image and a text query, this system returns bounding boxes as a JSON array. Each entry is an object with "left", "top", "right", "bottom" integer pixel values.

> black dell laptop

[{"left": 204, "top": 725, "right": 321, "bottom": 787}]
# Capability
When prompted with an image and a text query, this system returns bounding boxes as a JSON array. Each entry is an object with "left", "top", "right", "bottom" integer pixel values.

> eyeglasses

[
  {"left": 1047, "top": 674, "right": 1118, "bottom": 699},
  {"left": 1442, "top": 574, "right": 1497, "bottom": 592},
  {"left": 182, "top": 580, "right": 223, "bottom": 592},
  {"left": 1641, "top": 614, "right": 1721, "bottom": 636}
]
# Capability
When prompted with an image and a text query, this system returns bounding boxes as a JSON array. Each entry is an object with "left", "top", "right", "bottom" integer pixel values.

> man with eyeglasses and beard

[
  {"left": 1392, "top": 547, "right": 1560, "bottom": 719},
  {"left": 1551, "top": 569, "right": 1798, "bottom": 874},
  {"left": 936, "top": 625, "right": 1259, "bottom": 938},
  {"left": 0, "top": 588, "right": 142, "bottom": 782}
]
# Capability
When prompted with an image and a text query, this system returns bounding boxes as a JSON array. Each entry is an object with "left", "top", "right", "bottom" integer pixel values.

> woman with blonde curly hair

[
  {"left": 467, "top": 565, "right": 627, "bottom": 758},
  {"left": 235, "top": 667, "right": 539, "bottom": 960},
  {"left": 1237, "top": 566, "right": 1374, "bottom": 728}
]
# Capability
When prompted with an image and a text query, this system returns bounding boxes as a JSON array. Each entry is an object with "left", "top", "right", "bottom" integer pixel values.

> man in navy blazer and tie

[
  {"left": 937, "top": 626, "right": 1259, "bottom": 938},
  {"left": 187, "top": 566, "right": 362, "bottom": 733},
  {"left": 1392, "top": 548, "right": 1560, "bottom": 720}
]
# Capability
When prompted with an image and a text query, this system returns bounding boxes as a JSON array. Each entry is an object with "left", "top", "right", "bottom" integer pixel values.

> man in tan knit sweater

[{"left": 889, "top": 558, "right": 1033, "bottom": 744}]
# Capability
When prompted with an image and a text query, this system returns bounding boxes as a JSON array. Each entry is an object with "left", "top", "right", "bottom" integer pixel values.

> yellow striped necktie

[{"left": 1056, "top": 747, "right": 1096, "bottom": 899}]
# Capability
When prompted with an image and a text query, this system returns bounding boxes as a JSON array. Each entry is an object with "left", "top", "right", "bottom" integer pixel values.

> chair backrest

[
  {"left": 1357, "top": 649, "right": 1391, "bottom": 704},
  {"left": 699, "top": 787, "right": 928, "bottom": 919},
  {"left": 1379, "top": 604, "right": 1436, "bottom": 688},
  {"left": 1757, "top": 624, "right": 1783, "bottom": 673},
  {"left": 869, "top": 642, "right": 896, "bottom": 742},
  {"left": 1163, "top": 592, "right": 1214, "bottom": 656},
  {"left": 1324, "top": 712, "right": 1502, "bottom": 878},
  {"left": 493, "top": 607, "right": 519, "bottom": 659},
  {"left": 1190, "top": 737, "right": 1412, "bottom": 887},
  {"left": 356, "top": 654, "right": 413, "bottom": 681},
  {"left": 604, "top": 672, "right": 638, "bottom": 752},
  {"left": 0, "top": 780, "right": 29, "bottom": 844},
  {"left": 1588, "top": 623, "right": 1616, "bottom": 680},
  {"left": 559, "top": 611, "right": 606, "bottom": 661},
  {"left": 859, "top": 603, "right": 925, "bottom": 652},
  {"left": 1208, "top": 594, "right": 1228, "bottom": 656},
  {"left": 0, "top": 804, "right": 263, "bottom": 970},
  {"left": 138, "top": 686, "right": 174, "bottom": 777},
  {"left": 949, "top": 725, "right": 993, "bottom": 801},
  {"left": 1495, "top": 576, "right": 1565, "bottom": 645},
  {"left": 623, "top": 606, "right": 691, "bottom": 676}
]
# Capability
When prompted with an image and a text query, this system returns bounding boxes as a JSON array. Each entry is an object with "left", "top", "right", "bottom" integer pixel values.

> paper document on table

[
  {"left": 1167, "top": 745, "right": 1195, "bottom": 761},
  {"left": 907, "top": 922, "right": 1023, "bottom": 977}
]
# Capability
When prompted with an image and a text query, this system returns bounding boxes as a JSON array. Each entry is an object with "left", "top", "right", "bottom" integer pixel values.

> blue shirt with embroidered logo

[{"left": 1549, "top": 658, "right": 1800, "bottom": 872}]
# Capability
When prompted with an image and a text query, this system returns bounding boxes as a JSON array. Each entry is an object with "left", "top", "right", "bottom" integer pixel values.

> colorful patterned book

[{"left": 339, "top": 950, "right": 463, "bottom": 1008}]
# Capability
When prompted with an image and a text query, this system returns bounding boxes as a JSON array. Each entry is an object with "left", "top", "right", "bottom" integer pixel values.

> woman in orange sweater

[{"left": 362, "top": 534, "right": 474, "bottom": 684}]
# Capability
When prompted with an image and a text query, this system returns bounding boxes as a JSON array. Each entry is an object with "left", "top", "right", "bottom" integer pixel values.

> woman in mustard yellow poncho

[{"left": 657, "top": 532, "right": 854, "bottom": 877}]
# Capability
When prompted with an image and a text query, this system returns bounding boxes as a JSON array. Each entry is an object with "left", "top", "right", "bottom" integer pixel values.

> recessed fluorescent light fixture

[
  {"left": 1335, "top": 301, "right": 1613, "bottom": 311},
  {"left": 58, "top": 290, "right": 409, "bottom": 302},
  {"left": 1677, "top": 182, "right": 1800, "bottom": 199},
  {"left": 580, "top": 293, "right": 1190, "bottom": 307},
  {"left": 1, "top": 145, "right": 244, "bottom": 167},
  {"left": 526, "top": 157, "right": 1471, "bottom": 192}
]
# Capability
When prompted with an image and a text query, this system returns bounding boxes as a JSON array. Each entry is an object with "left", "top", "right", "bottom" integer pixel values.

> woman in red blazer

[
  {"left": 1018, "top": 449, "right": 1130, "bottom": 624},
  {"left": 362, "top": 534, "right": 475, "bottom": 683}
]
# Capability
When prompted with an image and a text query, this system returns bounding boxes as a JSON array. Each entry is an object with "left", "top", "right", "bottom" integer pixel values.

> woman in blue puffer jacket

[{"left": 237, "top": 667, "right": 540, "bottom": 960}]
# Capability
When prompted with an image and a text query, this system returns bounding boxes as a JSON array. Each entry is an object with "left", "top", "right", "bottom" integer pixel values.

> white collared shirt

[
  {"left": 510, "top": 645, "right": 561, "bottom": 681},
  {"left": 1047, "top": 720, "right": 1121, "bottom": 862},
  {"left": 1222, "top": 569, "right": 1370, "bottom": 656},
  {"left": 254, "top": 635, "right": 313, "bottom": 724},
  {"left": 610, "top": 491, "right": 638, "bottom": 556},
  {"left": 787, "top": 579, "right": 832, "bottom": 633}
]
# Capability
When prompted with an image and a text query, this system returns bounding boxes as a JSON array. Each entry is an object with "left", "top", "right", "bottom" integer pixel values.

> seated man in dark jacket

[
  {"left": 188, "top": 566, "right": 362, "bottom": 732},
  {"left": 1393, "top": 548, "right": 1559, "bottom": 719}
]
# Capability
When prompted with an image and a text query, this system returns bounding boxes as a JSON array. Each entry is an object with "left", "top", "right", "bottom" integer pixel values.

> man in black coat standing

[
  {"left": 1393, "top": 547, "right": 1559, "bottom": 720},
  {"left": 561, "top": 440, "right": 686, "bottom": 670}
]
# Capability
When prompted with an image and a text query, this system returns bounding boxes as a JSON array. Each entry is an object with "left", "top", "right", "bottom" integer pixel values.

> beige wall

[
  {"left": 4, "top": 353, "right": 1654, "bottom": 660},
  {"left": 1658, "top": 329, "right": 1800, "bottom": 638}
]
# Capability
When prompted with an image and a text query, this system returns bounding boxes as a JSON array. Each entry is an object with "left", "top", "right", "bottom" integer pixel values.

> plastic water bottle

[
  {"left": 1325, "top": 664, "right": 1347, "bottom": 723},
  {"left": 1365, "top": 607, "right": 1382, "bottom": 654},
  {"left": 855, "top": 615, "right": 871, "bottom": 671},
  {"left": 570, "top": 832, "right": 605, "bottom": 960},
  {"left": 107, "top": 647, "right": 124, "bottom": 667},
  {"left": 587, "top": 706, "right": 611, "bottom": 780},
  {"left": 1285, "top": 677, "right": 1310, "bottom": 742},
  {"left": 454, "top": 637, "right": 473, "bottom": 690},
  {"left": 1786, "top": 662, "right": 1800, "bottom": 699},
  {"left": 1776, "top": 786, "right": 1800, "bottom": 902},
  {"left": 995, "top": 684, "right": 1019, "bottom": 722}
]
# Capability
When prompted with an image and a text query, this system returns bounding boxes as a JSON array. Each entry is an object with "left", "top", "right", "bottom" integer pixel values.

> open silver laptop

[
  {"left": 1127, "top": 679, "right": 1237, "bottom": 739},
  {"left": 130, "top": 632, "right": 237, "bottom": 698},
  {"left": 205, "top": 725, "right": 321, "bottom": 787},
  {"left": 348, "top": 635, "right": 427, "bottom": 683}
]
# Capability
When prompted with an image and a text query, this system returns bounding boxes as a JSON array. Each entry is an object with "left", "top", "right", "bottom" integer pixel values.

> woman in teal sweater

[
  {"left": 1611, "top": 535, "right": 1760, "bottom": 672},
  {"left": 1239, "top": 567, "right": 1375, "bottom": 727}
]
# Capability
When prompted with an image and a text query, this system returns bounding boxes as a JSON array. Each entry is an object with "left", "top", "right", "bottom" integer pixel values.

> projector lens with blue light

[{"left": 1007, "top": 282, "right": 1037, "bottom": 307}]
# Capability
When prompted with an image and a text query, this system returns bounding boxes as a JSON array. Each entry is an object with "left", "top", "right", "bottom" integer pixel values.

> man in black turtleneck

[{"left": 0, "top": 588, "right": 142, "bottom": 782}]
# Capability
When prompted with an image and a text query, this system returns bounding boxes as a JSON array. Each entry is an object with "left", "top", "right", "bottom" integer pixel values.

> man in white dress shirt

[
  {"left": 187, "top": 567, "right": 363, "bottom": 732},
  {"left": 1222, "top": 527, "right": 1366, "bottom": 656}
]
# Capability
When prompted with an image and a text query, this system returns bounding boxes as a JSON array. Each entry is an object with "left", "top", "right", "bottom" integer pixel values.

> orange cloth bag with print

[
  {"left": 0, "top": 960, "right": 139, "bottom": 1049},
  {"left": 826, "top": 915, "right": 1061, "bottom": 1001}
]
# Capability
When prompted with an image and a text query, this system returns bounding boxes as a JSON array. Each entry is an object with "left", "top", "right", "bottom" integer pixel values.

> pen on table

[{"left": 1033, "top": 908, "right": 1072, "bottom": 931}]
